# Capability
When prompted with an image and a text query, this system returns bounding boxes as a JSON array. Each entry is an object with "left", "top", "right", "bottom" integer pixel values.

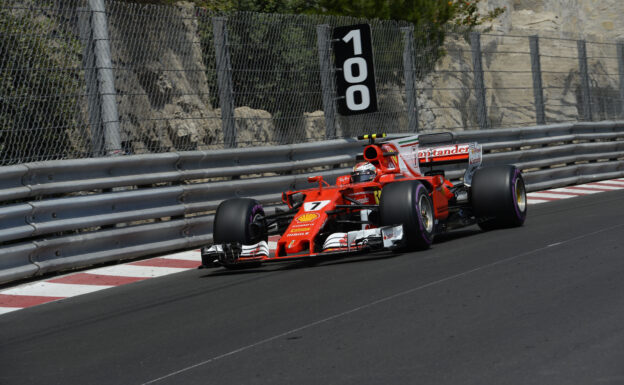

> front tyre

[
  {"left": 380, "top": 181, "right": 434, "bottom": 251},
  {"left": 471, "top": 165, "right": 527, "bottom": 230},
  {"left": 213, "top": 198, "right": 267, "bottom": 245}
]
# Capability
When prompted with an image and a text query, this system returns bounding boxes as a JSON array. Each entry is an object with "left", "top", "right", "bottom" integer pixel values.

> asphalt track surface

[{"left": 1, "top": 190, "right": 624, "bottom": 385}]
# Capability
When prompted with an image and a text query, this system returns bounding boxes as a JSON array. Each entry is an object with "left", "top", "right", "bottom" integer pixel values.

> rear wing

[{"left": 381, "top": 133, "right": 482, "bottom": 184}]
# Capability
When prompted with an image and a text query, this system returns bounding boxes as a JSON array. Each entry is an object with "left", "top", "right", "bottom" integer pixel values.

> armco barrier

[{"left": 1, "top": 122, "right": 623, "bottom": 284}]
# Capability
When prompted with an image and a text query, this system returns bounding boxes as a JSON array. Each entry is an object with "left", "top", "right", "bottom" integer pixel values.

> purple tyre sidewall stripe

[
  {"left": 415, "top": 183, "right": 433, "bottom": 245},
  {"left": 249, "top": 203, "right": 265, "bottom": 240}
]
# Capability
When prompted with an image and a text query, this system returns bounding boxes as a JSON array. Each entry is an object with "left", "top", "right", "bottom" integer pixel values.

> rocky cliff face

[
  {"left": 481, "top": 0, "right": 624, "bottom": 39},
  {"left": 108, "top": 2, "right": 284, "bottom": 152},
  {"left": 412, "top": 0, "right": 624, "bottom": 132}
]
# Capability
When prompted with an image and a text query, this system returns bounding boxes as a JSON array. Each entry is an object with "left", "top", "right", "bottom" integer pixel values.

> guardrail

[{"left": 1, "top": 121, "right": 623, "bottom": 284}]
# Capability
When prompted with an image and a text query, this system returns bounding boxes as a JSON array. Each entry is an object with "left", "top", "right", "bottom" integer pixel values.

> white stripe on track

[
  {"left": 527, "top": 198, "right": 551, "bottom": 204},
  {"left": 0, "top": 307, "right": 20, "bottom": 315},
  {"left": 160, "top": 251, "right": 201, "bottom": 261},
  {"left": 591, "top": 181, "right": 624, "bottom": 187},
  {"left": 527, "top": 192, "right": 576, "bottom": 199},
  {"left": 1, "top": 282, "right": 111, "bottom": 297},
  {"left": 90, "top": 264, "right": 189, "bottom": 278},
  {"left": 551, "top": 187, "right": 601, "bottom": 194},
  {"left": 584, "top": 184, "right": 622, "bottom": 190}
]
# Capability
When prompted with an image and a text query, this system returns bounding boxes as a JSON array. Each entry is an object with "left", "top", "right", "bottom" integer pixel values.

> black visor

[{"left": 352, "top": 170, "right": 375, "bottom": 183}]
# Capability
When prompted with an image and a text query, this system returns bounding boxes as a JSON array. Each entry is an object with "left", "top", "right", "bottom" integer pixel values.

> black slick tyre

[
  {"left": 471, "top": 165, "right": 527, "bottom": 230},
  {"left": 213, "top": 198, "right": 267, "bottom": 244},
  {"left": 379, "top": 180, "right": 434, "bottom": 251}
]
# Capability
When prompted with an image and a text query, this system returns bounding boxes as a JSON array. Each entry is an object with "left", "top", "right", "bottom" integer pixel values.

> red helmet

[{"left": 351, "top": 162, "right": 377, "bottom": 183}]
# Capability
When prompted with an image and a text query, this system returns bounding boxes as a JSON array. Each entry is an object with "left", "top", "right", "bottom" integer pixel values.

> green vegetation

[
  {"left": 132, "top": 0, "right": 505, "bottom": 30},
  {"left": 0, "top": 6, "right": 82, "bottom": 164}
]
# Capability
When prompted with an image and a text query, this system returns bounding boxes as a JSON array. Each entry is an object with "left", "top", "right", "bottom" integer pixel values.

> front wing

[{"left": 202, "top": 225, "right": 404, "bottom": 267}]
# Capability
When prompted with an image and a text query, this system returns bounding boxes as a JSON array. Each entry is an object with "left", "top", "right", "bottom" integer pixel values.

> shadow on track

[{"left": 202, "top": 227, "right": 483, "bottom": 275}]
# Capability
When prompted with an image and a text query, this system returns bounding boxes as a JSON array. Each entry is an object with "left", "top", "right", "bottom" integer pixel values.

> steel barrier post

[
  {"left": 316, "top": 24, "right": 337, "bottom": 139},
  {"left": 529, "top": 35, "right": 546, "bottom": 125},
  {"left": 213, "top": 17, "right": 236, "bottom": 148},
  {"left": 402, "top": 26, "right": 419, "bottom": 133},
  {"left": 470, "top": 32, "right": 489, "bottom": 129},
  {"left": 577, "top": 39, "right": 593, "bottom": 121}
]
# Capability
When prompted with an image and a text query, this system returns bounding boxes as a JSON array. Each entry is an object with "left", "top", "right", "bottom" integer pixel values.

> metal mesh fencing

[
  {"left": 2, "top": 0, "right": 624, "bottom": 166},
  {"left": 0, "top": 0, "right": 92, "bottom": 164}
]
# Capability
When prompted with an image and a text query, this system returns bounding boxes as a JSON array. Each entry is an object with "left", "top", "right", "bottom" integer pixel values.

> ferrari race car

[{"left": 202, "top": 133, "right": 527, "bottom": 269}]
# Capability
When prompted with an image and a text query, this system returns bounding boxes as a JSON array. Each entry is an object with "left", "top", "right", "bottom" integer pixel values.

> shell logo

[{"left": 296, "top": 213, "right": 320, "bottom": 223}]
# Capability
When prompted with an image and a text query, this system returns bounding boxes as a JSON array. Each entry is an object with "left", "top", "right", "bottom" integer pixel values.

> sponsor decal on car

[
  {"left": 468, "top": 143, "right": 482, "bottom": 165},
  {"left": 296, "top": 213, "right": 320, "bottom": 223},
  {"left": 287, "top": 226, "right": 312, "bottom": 237},
  {"left": 347, "top": 191, "right": 375, "bottom": 205},
  {"left": 418, "top": 144, "right": 470, "bottom": 162}
]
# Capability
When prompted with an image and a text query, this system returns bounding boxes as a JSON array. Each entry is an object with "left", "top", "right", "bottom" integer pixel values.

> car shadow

[
  {"left": 433, "top": 228, "right": 482, "bottom": 244},
  {"left": 200, "top": 228, "right": 484, "bottom": 276}
]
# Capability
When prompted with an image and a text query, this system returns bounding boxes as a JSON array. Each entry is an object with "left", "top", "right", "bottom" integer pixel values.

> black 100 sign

[{"left": 332, "top": 24, "right": 378, "bottom": 115}]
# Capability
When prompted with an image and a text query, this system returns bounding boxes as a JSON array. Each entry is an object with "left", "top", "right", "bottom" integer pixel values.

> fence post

[
  {"left": 78, "top": 8, "right": 102, "bottom": 156},
  {"left": 213, "top": 17, "right": 236, "bottom": 148},
  {"left": 617, "top": 41, "right": 624, "bottom": 118},
  {"left": 577, "top": 39, "right": 593, "bottom": 121},
  {"left": 470, "top": 32, "right": 489, "bottom": 129},
  {"left": 316, "top": 24, "right": 336, "bottom": 139},
  {"left": 401, "top": 26, "right": 419, "bottom": 133},
  {"left": 88, "top": 0, "right": 121, "bottom": 156},
  {"left": 529, "top": 35, "right": 546, "bottom": 125}
]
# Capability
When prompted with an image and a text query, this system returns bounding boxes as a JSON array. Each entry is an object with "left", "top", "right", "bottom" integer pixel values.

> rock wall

[
  {"left": 481, "top": 0, "right": 624, "bottom": 39},
  {"left": 413, "top": 0, "right": 624, "bottom": 131},
  {"left": 109, "top": 2, "right": 222, "bottom": 153}
]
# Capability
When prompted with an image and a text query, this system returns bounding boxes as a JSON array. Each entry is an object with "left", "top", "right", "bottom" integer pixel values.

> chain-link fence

[{"left": 2, "top": 0, "right": 624, "bottom": 166}]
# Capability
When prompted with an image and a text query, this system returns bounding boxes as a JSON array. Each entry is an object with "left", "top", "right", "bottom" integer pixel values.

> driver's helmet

[{"left": 351, "top": 162, "right": 377, "bottom": 183}]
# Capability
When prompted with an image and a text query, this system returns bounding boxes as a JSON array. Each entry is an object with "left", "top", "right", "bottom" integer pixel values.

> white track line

[
  {"left": 90, "top": 265, "right": 189, "bottom": 278},
  {"left": 527, "top": 192, "right": 576, "bottom": 199},
  {"left": 551, "top": 187, "right": 601, "bottom": 194},
  {"left": 587, "top": 180, "right": 624, "bottom": 189},
  {"left": 527, "top": 198, "right": 552, "bottom": 204},
  {"left": 1, "top": 282, "right": 111, "bottom": 297},
  {"left": 160, "top": 251, "right": 201, "bottom": 261},
  {"left": 0, "top": 307, "right": 21, "bottom": 315}
]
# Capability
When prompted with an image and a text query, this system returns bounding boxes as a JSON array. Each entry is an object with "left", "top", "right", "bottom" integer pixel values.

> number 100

[{"left": 342, "top": 29, "right": 371, "bottom": 111}]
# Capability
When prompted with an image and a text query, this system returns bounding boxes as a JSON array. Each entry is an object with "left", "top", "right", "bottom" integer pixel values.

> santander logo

[{"left": 418, "top": 144, "right": 470, "bottom": 161}]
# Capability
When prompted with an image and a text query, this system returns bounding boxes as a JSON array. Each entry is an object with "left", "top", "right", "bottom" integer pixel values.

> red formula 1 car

[{"left": 201, "top": 133, "right": 527, "bottom": 269}]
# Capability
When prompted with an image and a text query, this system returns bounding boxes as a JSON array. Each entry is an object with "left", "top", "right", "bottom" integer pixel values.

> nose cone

[{"left": 277, "top": 238, "right": 311, "bottom": 256}]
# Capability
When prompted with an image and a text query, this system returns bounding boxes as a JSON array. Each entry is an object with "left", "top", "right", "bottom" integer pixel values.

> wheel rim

[
  {"left": 514, "top": 178, "right": 527, "bottom": 213},
  {"left": 418, "top": 194, "right": 434, "bottom": 233},
  {"left": 250, "top": 212, "right": 264, "bottom": 241}
]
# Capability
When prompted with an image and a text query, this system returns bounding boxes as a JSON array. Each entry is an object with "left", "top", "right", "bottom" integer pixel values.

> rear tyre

[
  {"left": 471, "top": 165, "right": 527, "bottom": 230},
  {"left": 380, "top": 181, "right": 434, "bottom": 251}
]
